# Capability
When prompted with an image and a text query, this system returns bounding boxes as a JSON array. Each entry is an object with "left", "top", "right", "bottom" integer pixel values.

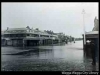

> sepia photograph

[{"left": 1, "top": 2, "right": 99, "bottom": 72}]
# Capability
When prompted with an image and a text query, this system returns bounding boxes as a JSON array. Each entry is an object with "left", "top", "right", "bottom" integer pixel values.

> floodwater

[{"left": 1, "top": 40, "right": 99, "bottom": 71}]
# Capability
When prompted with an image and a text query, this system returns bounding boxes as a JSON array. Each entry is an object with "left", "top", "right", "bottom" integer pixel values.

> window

[
  {"left": 27, "top": 34, "right": 30, "bottom": 36},
  {"left": 4, "top": 34, "right": 9, "bottom": 37},
  {"left": 21, "top": 34, "right": 26, "bottom": 37},
  {"left": 13, "top": 34, "right": 16, "bottom": 37},
  {"left": 1, "top": 35, "right": 4, "bottom": 37},
  {"left": 40, "top": 35, "right": 49, "bottom": 37},
  {"left": 10, "top": 34, "right": 13, "bottom": 37},
  {"left": 33, "top": 34, "right": 39, "bottom": 37}
]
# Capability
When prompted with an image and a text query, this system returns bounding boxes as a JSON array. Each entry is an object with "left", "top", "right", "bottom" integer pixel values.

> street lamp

[{"left": 82, "top": 9, "right": 86, "bottom": 45}]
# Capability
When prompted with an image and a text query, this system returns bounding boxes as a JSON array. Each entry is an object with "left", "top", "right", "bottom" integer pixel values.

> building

[
  {"left": 1, "top": 26, "right": 59, "bottom": 47},
  {"left": 82, "top": 17, "right": 99, "bottom": 63}
]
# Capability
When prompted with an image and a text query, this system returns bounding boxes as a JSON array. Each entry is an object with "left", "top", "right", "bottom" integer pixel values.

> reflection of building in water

[
  {"left": 1, "top": 26, "right": 59, "bottom": 47},
  {"left": 82, "top": 17, "right": 99, "bottom": 64},
  {"left": 38, "top": 48, "right": 54, "bottom": 59},
  {"left": 21, "top": 48, "right": 54, "bottom": 59}
]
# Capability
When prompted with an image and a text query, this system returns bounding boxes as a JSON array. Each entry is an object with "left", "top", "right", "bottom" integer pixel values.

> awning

[
  {"left": 85, "top": 31, "right": 99, "bottom": 35},
  {"left": 82, "top": 31, "right": 99, "bottom": 38}
]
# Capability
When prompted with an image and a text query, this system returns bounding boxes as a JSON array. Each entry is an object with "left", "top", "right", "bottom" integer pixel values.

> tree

[
  {"left": 26, "top": 26, "right": 30, "bottom": 29},
  {"left": 36, "top": 28, "right": 39, "bottom": 30}
]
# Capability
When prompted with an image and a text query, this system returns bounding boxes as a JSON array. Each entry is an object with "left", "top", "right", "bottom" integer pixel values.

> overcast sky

[{"left": 1, "top": 2, "right": 98, "bottom": 38}]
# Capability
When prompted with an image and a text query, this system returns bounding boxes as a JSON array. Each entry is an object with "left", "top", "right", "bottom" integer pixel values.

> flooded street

[{"left": 1, "top": 40, "right": 98, "bottom": 71}]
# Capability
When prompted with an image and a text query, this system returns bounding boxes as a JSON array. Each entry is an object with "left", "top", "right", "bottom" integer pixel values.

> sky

[{"left": 1, "top": 2, "right": 98, "bottom": 38}]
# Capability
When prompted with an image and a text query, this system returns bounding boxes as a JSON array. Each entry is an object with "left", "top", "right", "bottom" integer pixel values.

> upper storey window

[
  {"left": 7, "top": 30, "right": 27, "bottom": 33},
  {"left": 4, "top": 34, "right": 26, "bottom": 37}
]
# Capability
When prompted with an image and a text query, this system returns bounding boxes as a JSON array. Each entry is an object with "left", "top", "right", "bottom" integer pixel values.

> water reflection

[
  {"left": 83, "top": 47, "right": 98, "bottom": 71},
  {"left": 1, "top": 41, "right": 99, "bottom": 71}
]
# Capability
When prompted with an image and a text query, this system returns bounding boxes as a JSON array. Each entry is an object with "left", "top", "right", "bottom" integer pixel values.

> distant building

[
  {"left": 1, "top": 26, "right": 59, "bottom": 46},
  {"left": 92, "top": 17, "right": 99, "bottom": 31}
]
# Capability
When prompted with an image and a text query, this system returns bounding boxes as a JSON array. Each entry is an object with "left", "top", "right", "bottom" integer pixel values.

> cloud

[{"left": 1, "top": 2, "right": 98, "bottom": 38}]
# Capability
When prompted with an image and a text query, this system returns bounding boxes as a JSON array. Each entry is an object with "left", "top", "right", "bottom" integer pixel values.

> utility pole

[{"left": 82, "top": 9, "right": 86, "bottom": 45}]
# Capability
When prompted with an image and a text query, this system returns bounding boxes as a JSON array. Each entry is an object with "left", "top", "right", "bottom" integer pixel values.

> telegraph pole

[
  {"left": 82, "top": 9, "right": 86, "bottom": 45},
  {"left": 82, "top": 9, "right": 86, "bottom": 64}
]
